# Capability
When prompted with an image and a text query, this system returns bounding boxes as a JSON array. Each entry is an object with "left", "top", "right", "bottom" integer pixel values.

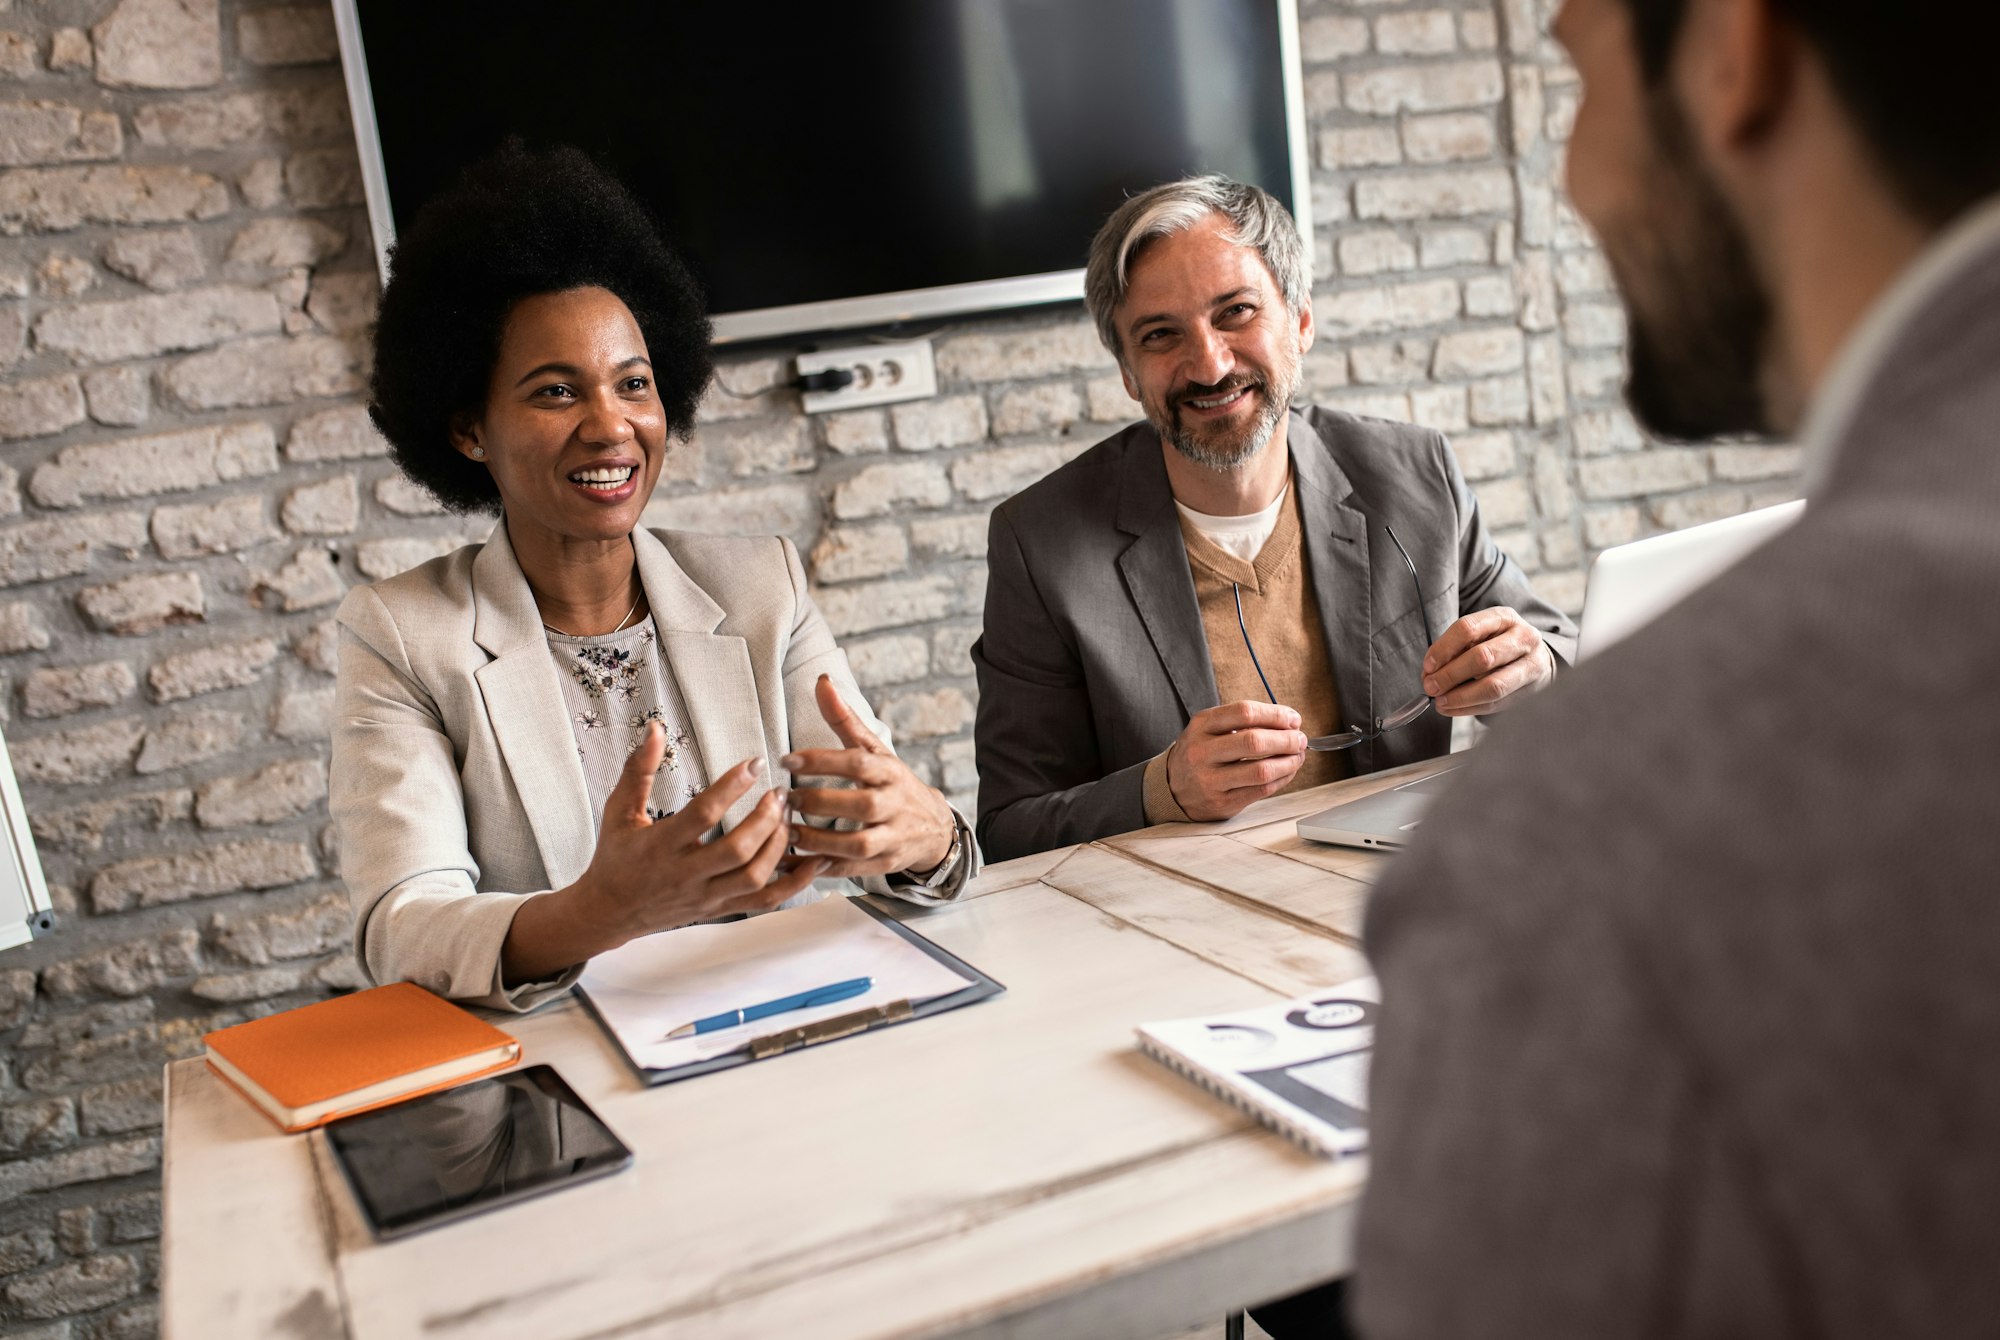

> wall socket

[{"left": 795, "top": 339, "right": 938, "bottom": 414}]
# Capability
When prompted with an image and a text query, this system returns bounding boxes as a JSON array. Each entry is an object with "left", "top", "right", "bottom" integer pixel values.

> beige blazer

[{"left": 330, "top": 520, "right": 971, "bottom": 1011}]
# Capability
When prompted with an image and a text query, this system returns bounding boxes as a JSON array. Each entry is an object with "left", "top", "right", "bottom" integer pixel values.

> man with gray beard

[{"left": 972, "top": 176, "right": 1573, "bottom": 872}]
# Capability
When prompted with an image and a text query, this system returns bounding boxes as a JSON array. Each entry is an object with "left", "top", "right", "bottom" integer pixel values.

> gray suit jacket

[
  {"left": 971, "top": 407, "right": 1575, "bottom": 862},
  {"left": 330, "top": 521, "right": 968, "bottom": 1013},
  {"left": 1355, "top": 228, "right": 2000, "bottom": 1334}
]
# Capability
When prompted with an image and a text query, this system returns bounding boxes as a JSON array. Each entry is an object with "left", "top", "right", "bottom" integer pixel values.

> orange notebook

[{"left": 203, "top": 981, "right": 521, "bottom": 1133}]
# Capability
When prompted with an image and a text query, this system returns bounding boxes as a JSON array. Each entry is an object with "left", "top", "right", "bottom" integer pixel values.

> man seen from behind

[{"left": 1356, "top": 0, "right": 2000, "bottom": 1334}]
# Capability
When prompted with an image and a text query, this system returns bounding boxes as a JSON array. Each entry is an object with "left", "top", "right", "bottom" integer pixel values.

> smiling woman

[
  {"left": 453, "top": 286, "right": 670, "bottom": 585},
  {"left": 329, "top": 142, "right": 976, "bottom": 1011}
]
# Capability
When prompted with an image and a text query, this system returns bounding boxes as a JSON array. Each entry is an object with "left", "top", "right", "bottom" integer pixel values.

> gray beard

[{"left": 1160, "top": 380, "right": 1293, "bottom": 473}]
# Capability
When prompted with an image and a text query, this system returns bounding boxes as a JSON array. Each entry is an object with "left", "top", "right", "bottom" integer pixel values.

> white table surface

[{"left": 162, "top": 760, "right": 1446, "bottom": 1340}]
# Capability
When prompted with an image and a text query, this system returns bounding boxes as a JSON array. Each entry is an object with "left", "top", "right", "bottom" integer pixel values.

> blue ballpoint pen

[{"left": 663, "top": 976, "right": 874, "bottom": 1040}]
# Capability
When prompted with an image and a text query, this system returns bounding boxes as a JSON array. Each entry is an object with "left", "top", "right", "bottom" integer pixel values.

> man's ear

[
  {"left": 1677, "top": 0, "right": 1796, "bottom": 157},
  {"left": 1118, "top": 357, "right": 1140, "bottom": 403},
  {"left": 1294, "top": 292, "right": 1316, "bottom": 357}
]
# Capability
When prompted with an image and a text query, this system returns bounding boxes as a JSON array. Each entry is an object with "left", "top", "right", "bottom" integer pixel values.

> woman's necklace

[{"left": 542, "top": 590, "right": 644, "bottom": 639}]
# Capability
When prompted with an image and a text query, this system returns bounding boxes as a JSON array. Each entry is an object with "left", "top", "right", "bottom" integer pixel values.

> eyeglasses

[{"left": 1234, "top": 524, "right": 1433, "bottom": 752}]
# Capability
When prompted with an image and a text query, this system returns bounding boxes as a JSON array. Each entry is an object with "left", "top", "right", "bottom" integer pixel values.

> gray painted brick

[
  {"left": 355, "top": 536, "right": 457, "bottom": 580},
  {"left": 0, "top": 600, "right": 54, "bottom": 652},
  {"left": 285, "top": 404, "right": 388, "bottom": 461},
  {"left": 0, "top": 164, "right": 229, "bottom": 233},
  {"left": 92, "top": 0, "right": 223, "bottom": 90},
  {"left": 0, "top": 101, "right": 123, "bottom": 168},
  {"left": 0, "top": 1251, "right": 145, "bottom": 1320},
  {"left": 102, "top": 227, "right": 207, "bottom": 291},
  {"left": 150, "top": 493, "right": 276, "bottom": 559},
  {"left": 82, "top": 366, "right": 152, "bottom": 426},
  {"left": 194, "top": 757, "right": 324, "bottom": 828},
  {"left": 33, "top": 284, "right": 280, "bottom": 364},
  {"left": 9, "top": 717, "right": 146, "bottom": 785},
  {"left": 20, "top": 661, "right": 137, "bottom": 719},
  {"left": 76, "top": 572, "right": 205, "bottom": 635},
  {"left": 91, "top": 838, "right": 315, "bottom": 912},
  {"left": 164, "top": 333, "right": 366, "bottom": 410},
  {"left": 237, "top": 6, "right": 339, "bottom": 66},
  {"left": 133, "top": 83, "right": 349, "bottom": 151},
  {"left": 40, "top": 930, "right": 201, "bottom": 999},
  {"left": 0, "top": 373, "right": 87, "bottom": 440},
  {"left": 134, "top": 705, "right": 245, "bottom": 773},
  {"left": 148, "top": 636, "right": 279, "bottom": 702},
  {"left": 31, "top": 422, "right": 278, "bottom": 508}
]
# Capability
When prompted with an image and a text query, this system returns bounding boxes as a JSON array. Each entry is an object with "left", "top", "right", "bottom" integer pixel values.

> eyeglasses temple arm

[
  {"left": 1232, "top": 582, "right": 1278, "bottom": 705},
  {"left": 1384, "top": 524, "right": 1435, "bottom": 649}
]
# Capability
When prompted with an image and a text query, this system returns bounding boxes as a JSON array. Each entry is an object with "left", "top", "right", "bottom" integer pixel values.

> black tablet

[{"left": 325, "top": 1064, "right": 632, "bottom": 1241}]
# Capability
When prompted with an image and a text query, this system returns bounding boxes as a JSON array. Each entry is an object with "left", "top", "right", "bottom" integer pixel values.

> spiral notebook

[{"left": 1135, "top": 978, "right": 1379, "bottom": 1159}]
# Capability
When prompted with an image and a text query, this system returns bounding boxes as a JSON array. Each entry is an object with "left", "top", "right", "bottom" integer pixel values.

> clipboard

[{"left": 573, "top": 896, "right": 1002, "bottom": 1087}]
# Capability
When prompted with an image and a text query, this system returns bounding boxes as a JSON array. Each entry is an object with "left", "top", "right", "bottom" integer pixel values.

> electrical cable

[{"left": 710, "top": 366, "right": 857, "bottom": 399}]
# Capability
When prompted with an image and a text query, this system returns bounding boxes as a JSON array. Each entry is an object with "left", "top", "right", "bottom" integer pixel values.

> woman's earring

[{"left": 470, "top": 447, "right": 485, "bottom": 460}]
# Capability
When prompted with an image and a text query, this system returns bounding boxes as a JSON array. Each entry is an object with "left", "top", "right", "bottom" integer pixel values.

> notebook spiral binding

[{"left": 1135, "top": 1036, "right": 1353, "bottom": 1160}]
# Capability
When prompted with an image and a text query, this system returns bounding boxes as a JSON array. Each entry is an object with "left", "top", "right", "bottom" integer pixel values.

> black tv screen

[{"left": 338, "top": 0, "right": 1307, "bottom": 343}]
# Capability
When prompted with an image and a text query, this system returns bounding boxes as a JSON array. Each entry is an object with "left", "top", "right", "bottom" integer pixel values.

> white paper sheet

[{"left": 578, "top": 896, "right": 974, "bottom": 1070}]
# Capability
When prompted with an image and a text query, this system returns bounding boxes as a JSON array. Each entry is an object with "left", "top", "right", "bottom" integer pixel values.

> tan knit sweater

[{"left": 1142, "top": 485, "right": 1348, "bottom": 822}]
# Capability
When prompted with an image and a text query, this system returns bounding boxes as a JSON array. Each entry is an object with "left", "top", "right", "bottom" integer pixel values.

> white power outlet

[{"left": 795, "top": 339, "right": 938, "bottom": 415}]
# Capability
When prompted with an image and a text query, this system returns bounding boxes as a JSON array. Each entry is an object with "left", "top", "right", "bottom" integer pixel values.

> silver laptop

[
  {"left": 1296, "top": 498, "right": 1806, "bottom": 851},
  {"left": 1576, "top": 498, "right": 1804, "bottom": 662},
  {"left": 1296, "top": 769, "right": 1459, "bottom": 850}
]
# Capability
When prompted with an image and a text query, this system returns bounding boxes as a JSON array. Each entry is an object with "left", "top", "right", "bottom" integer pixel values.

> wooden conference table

[{"left": 161, "top": 758, "right": 1450, "bottom": 1340}]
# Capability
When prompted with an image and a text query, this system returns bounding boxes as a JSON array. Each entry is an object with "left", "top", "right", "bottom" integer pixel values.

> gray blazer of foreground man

[
  {"left": 1354, "top": 0, "right": 2000, "bottom": 1331},
  {"left": 972, "top": 404, "right": 1575, "bottom": 862},
  {"left": 1358, "top": 196, "right": 2000, "bottom": 1340}
]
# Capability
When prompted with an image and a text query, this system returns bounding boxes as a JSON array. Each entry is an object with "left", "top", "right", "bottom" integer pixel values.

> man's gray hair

[{"left": 1084, "top": 175, "right": 1311, "bottom": 360}]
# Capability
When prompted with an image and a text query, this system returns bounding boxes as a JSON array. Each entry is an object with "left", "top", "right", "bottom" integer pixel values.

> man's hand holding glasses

[
  {"left": 1419, "top": 606, "right": 1558, "bottom": 717},
  {"left": 1238, "top": 525, "right": 1558, "bottom": 755},
  {"left": 1163, "top": 525, "right": 1557, "bottom": 825},
  {"left": 1163, "top": 700, "right": 1310, "bottom": 822}
]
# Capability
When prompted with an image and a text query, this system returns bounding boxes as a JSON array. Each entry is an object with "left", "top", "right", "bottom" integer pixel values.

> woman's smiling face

[{"left": 454, "top": 285, "right": 669, "bottom": 546}]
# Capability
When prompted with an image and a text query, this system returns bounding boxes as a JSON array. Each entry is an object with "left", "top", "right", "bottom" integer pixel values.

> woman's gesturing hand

[
  {"left": 504, "top": 724, "right": 827, "bottom": 984},
  {"left": 784, "top": 676, "right": 957, "bottom": 880},
  {"left": 581, "top": 723, "right": 828, "bottom": 942}
]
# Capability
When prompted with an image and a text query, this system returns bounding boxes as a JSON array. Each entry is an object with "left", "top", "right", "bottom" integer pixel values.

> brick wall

[{"left": 0, "top": 0, "right": 1801, "bottom": 1334}]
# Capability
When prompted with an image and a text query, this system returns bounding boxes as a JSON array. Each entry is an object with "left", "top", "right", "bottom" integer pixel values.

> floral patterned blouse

[{"left": 549, "top": 617, "right": 710, "bottom": 825}]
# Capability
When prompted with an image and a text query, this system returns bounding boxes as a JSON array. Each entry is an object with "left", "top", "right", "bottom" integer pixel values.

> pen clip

[{"left": 748, "top": 999, "right": 913, "bottom": 1060}]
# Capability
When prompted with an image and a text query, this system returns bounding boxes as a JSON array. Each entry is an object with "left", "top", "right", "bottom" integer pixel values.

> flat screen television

[{"left": 332, "top": 0, "right": 1310, "bottom": 346}]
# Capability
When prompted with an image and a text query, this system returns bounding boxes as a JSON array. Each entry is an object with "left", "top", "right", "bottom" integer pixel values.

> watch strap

[{"left": 909, "top": 813, "right": 966, "bottom": 889}]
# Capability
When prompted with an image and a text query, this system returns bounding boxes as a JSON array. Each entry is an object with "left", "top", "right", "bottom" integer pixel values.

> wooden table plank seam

[
  {"left": 955, "top": 844, "right": 1088, "bottom": 902},
  {"left": 534, "top": 1132, "right": 1239, "bottom": 1340},
  {"left": 1082, "top": 841, "right": 1364, "bottom": 949},
  {"left": 425, "top": 1273, "right": 602, "bottom": 1336},
  {"left": 306, "top": 1132, "right": 363, "bottom": 1336},
  {"left": 1034, "top": 844, "right": 1373, "bottom": 1000}
]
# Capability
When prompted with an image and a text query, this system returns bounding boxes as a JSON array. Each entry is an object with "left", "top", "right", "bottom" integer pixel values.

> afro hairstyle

[{"left": 367, "top": 140, "right": 714, "bottom": 514}]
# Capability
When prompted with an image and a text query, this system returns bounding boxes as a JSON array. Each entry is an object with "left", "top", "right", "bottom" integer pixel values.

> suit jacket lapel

[
  {"left": 1288, "top": 413, "right": 1380, "bottom": 772},
  {"left": 470, "top": 520, "right": 597, "bottom": 888},
  {"left": 633, "top": 528, "right": 771, "bottom": 832},
  {"left": 1115, "top": 430, "right": 1218, "bottom": 718}
]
